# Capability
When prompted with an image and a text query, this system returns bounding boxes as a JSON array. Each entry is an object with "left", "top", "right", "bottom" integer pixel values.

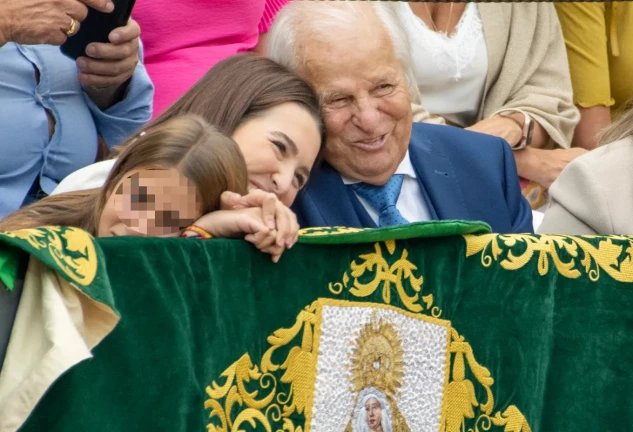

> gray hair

[
  {"left": 267, "top": 1, "right": 421, "bottom": 104},
  {"left": 352, "top": 387, "right": 393, "bottom": 432}
]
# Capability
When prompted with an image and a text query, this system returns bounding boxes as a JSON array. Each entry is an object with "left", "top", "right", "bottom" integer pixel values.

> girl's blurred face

[
  {"left": 98, "top": 168, "right": 202, "bottom": 238},
  {"left": 232, "top": 102, "right": 322, "bottom": 206}
]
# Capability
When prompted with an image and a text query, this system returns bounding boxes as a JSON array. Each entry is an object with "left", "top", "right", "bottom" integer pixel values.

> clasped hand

[{"left": 189, "top": 190, "right": 299, "bottom": 263}]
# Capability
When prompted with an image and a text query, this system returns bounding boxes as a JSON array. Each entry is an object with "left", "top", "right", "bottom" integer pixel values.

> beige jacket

[
  {"left": 538, "top": 136, "right": 633, "bottom": 235},
  {"left": 391, "top": 3, "right": 580, "bottom": 147}
]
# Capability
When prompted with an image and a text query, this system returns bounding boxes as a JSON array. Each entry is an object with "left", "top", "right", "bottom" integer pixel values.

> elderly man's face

[{"left": 301, "top": 22, "right": 412, "bottom": 185}]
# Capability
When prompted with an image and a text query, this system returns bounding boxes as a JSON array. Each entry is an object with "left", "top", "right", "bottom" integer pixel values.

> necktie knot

[{"left": 351, "top": 175, "right": 409, "bottom": 227}]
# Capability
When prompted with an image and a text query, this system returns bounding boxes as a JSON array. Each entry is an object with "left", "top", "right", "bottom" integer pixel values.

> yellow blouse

[{"left": 555, "top": 2, "right": 633, "bottom": 116}]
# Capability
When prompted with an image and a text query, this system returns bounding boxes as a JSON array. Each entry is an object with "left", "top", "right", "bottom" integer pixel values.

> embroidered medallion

[{"left": 204, "top": 240, "right": 532, "bottom": 432}]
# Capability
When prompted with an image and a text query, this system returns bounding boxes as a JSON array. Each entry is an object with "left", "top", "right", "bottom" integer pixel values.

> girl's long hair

[{"left": 0, "top": 115, "right": 248, "bottom": 235}]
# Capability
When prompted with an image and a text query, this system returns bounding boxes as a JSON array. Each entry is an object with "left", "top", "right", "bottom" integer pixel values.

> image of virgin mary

[{"left": 351, "top": 387, "right": 393, "bottom": 432}]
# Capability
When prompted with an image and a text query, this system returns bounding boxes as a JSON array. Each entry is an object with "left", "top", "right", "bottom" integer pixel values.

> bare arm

[{"left": 571, "top": 105, "right": 611, "bottom": 150}]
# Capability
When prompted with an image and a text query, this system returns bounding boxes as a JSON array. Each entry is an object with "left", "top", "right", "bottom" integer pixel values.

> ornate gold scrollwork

[{"left": 1, "top": 226, "right": 98, "bottom": 285}]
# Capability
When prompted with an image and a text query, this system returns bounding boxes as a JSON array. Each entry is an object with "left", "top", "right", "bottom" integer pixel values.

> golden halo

[{"left": 349, "top": 312, "right": 405, "bottom": 399}]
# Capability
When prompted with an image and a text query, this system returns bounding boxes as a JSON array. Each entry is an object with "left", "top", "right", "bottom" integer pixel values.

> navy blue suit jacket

[{"left": 291, "top": 122, "right": 533, "bottom": 234}]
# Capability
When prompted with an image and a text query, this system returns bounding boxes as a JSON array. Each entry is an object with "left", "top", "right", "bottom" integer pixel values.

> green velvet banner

[{"left": 4, "top": 222, "right": 633, "bottom": 432}]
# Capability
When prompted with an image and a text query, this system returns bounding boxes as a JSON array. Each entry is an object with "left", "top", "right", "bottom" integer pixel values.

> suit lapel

[{"left": 409, "top": 130, "right": 472, "bottom": 221}]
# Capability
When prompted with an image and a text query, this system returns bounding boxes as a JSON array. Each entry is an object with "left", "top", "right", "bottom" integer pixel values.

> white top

[
  {"left": 399, "top": 3, "right": 488, "bottom": 127},
  {"left": 342, "top": 151, "right": 432, "bottom": 225},
  {"left": 51, "top": 159, "right": 115, "bottom": 195}
]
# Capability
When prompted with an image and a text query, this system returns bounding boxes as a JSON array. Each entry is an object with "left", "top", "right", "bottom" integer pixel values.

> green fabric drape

[{"left": 4, "top": 222, "right": 632, "bottom": 432}]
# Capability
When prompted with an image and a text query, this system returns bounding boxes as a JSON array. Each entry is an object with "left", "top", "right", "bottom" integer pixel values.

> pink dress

[{"left": 132, "top": 0, "right": 289, "bottom": 118}]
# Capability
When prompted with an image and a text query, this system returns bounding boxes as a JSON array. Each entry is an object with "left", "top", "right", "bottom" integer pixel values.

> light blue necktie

[{"left": 351, "top": 175, "right": 410, "bottom": 227}]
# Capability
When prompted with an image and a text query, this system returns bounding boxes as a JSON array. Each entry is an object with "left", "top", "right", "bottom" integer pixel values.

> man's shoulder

[{"left": 409, "top": 122, "right": 509, "bottom": 162}]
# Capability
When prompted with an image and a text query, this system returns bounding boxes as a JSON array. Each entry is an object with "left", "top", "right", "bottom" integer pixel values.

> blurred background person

[
  {"left": 555, "top": 2, "right": 633, "bottom": 150},
  {"left": 132, "top": 0, "right": 289, "bottom": 118},
  {"left": 0, "top": 0, "right": 153, "bottom": 220},
  {"left": 390, "top": 2, "right": 583, "bottom": 217},
  {"left": 539, "top": 101, "right": 633, "bottom": 235}
]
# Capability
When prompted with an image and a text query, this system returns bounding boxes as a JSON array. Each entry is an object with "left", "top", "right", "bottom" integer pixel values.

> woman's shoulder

[
  {"left": 572, "top": 136, "right": 633, "bottom": 173},
  {"left": 52, "top": 160, "right": 116, "bottom": 196},
  {"left": 544, "top": 136, "right": 633, "bottom": 234}
]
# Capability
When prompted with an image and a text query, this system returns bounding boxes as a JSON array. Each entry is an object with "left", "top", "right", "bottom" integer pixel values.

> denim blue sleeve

[{"left": 83, "top": 39, "right": 154, "bottom": 149}]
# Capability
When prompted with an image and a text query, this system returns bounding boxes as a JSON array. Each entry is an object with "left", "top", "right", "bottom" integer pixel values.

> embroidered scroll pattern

[
  {"left": 204, "top": 240, "right": 531, "bottom": 432},
  {"left": 329, "top": 240, "right": 440, "bottom": 317},
  {"left": 463, "top": 234, "right": 633, "bottom": 282},
  {"left": 298, "top": 226, "right": 367, "bottom": 237},
  {"left": 205, "top": 302, "right": 319, "bottom": 432},
  {"left": 0, "top": 226, "right": 98, "bottom": 285}
]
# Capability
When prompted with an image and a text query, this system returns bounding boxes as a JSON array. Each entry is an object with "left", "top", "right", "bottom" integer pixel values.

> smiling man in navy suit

[{"left": 268, "top": 1, "right": 533, "bottom": 233}]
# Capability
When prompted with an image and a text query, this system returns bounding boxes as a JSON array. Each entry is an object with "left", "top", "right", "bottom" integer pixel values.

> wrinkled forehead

[{"left": 298, "top": 27, "right": 402, "bottom": 95}]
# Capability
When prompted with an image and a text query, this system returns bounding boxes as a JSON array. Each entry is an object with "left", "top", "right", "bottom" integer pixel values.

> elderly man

[
  {"left": 0, "top": 0, "right": 153, "bottom": 220},
  {"left": 268, "top": 1, "right": 533, "bottom": 233}
]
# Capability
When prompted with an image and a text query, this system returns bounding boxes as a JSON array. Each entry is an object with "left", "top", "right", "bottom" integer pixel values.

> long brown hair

[
  {"left": 0, "top": 115, "right": 248, "bottom": 235},
  {"left": 113, "top": 54, "right": 325, "bottom": 157},
  {"left": 598, "top": 99, "right": 633, "bottom": 146}
]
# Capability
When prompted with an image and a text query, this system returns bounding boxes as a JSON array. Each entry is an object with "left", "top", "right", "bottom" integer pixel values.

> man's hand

[
  {"left": 78, "top": 19, "right": 140, "bottom": 110},
  {"left": 466, "top": 115, "right": 523, "bottom": 147},
  {"left": 0, "top": 0, "right": 114, "bottom": 46}
]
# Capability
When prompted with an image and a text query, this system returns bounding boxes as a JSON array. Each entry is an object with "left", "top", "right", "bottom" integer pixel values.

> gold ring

[{"left": 66, "top": 18, "right": 77, "bottom": 36}]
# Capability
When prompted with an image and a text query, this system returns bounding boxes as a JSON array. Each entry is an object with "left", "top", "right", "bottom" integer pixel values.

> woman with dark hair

[
  {"left": 55, "top": 54, "right": 324, "bottom": 206},
  {"left": 31, "top": 54, "right": 324, "bottom": 261}
]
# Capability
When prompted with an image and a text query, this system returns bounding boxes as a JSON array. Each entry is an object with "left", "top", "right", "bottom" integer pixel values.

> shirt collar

[{"left": 341, "top": 150, "right": 416, "bottom": 185}]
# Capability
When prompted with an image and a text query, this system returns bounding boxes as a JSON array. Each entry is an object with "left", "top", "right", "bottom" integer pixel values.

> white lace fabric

[{"left": 400, "top": 3, "right": 484, "bottom": 81}]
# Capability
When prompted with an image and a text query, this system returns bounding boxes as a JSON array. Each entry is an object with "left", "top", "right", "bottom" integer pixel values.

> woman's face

[
  {"left": 98, "top": 168, "right": 202, "bottom": 238},
  {"left": 365, "top": 397, "right": 383, "bottom": 431},
  {"left": 232, "top": 102, "right": 322, "bottom": 206}
]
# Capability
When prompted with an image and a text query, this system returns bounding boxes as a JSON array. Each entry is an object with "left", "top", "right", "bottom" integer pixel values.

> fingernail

[
  {"left": 76, "top": 58, "right": 86, "bottom": 69},
  {"left": 110, "top": 32, "right": 120, "bottom": 43},
  {"left": 86, "top": 45, "right": 96, "bottom": 56},
  {"left": 106, "top": 1, "right": 115, "bottom": 12},
  {"left": 267, "top": 220, "right": 275, "bottom": 229}
]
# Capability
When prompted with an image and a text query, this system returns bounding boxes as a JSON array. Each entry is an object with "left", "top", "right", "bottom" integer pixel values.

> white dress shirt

[{"left": 341, "top": 151, "right": 432, "bottom": 225}]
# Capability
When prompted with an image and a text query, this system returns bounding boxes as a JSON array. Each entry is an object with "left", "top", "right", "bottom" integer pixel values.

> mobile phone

[{"left": 60, "top": 0, "right": 136, "bottom": 60}]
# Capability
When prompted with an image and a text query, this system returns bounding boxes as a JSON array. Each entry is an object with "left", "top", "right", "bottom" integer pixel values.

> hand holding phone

[
  {"left": 61, "top": 0, "right": 136, "bottom": 60},
  {"left": 0, "top": 0, "right": 115, "bottom": 46}
]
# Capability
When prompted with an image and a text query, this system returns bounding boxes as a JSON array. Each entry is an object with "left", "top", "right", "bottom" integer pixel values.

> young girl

[{"left": 0, "top": 115, "right": 278, "bottom": 255}]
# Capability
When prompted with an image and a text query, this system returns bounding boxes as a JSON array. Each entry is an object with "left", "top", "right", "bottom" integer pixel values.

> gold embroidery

[
  {"left": 345, "top": 313, "right": 410, "bottom": 432},
  {"left": 464, "top": 233, "right": 633, "bottom": 282},
  {"left": 329, "top": 242, "right": 427, "bottom": 313},
  {"left": 298, "top": 226, "right": 367, "bottom": 237},
  {"left": 205, "top": 241, "right": 531, "bottom": 432},
  {"left": 0, "top": 226, "right": 98, "bottom": 285}
]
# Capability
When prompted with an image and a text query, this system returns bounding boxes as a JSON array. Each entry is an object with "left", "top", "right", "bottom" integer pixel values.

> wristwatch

[{"left": 499, "top": 110, "right": 534, "bottom": 150}]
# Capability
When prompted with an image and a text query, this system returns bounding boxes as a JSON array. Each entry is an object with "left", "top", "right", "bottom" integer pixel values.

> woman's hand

[
  {"left": 220, "top": 190, "right": 299, "bottom": 251},
  {"left": 514, "top": 147, "right": 588, "bottom": 189},
  {"left": 466, "top": 115, "right": 523, "bottom": 147},
  {"left": 191, "top": 207, "right": 270, "bottom": 239}
]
